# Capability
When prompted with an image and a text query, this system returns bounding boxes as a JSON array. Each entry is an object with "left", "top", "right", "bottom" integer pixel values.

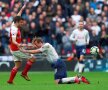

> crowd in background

[{"left": 0, "top": 0, "right": 108, "bottom": 58}]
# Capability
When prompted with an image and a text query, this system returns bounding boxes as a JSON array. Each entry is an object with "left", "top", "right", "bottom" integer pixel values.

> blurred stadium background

[
  {"left": 0, "top": 0, "right": 108, "bottom": 72},
  {"left": 0, "top": 0, "right": 108, "bottom": 90}
]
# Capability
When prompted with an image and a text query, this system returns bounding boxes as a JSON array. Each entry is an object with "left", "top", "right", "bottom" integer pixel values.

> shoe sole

[{"left": 20, "top": 74, "right": 31, "bottom": 81}]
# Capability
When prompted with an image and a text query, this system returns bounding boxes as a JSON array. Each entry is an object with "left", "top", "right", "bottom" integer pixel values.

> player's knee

[
  {"left": 55, "top": 79, "right": 61, "bottom": 84},
  {"left": 29, "top": 57, "right": 36, "bottom": 62},
  {"left": 79, "top": 55, "right": 84, "bottom": 61},
  {"left": 29, "top": 58, "right": 35, "bottom": 63},
  {"left": 14, "top": 65, "right": 21, "bottom": 69}
]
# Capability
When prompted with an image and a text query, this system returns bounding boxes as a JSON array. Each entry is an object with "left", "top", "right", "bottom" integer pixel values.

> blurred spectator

[
  {"left": 87, "top": 7, "right": 97, "bottom": 21},
  {"left": 99, "top": 24, "right": 108, "bottom": 51},
  {"left": 0, "top": 41, "right": 4, "bottom": 55},
  {"left": 90, "top": 0, "right": 98, "bottom": 10},
  {"left": 0, "top": 0, "right": 108, "bottom": 56},
  {"left": 82, "top": 1, "right": 90, "bottom": 20},
  {"left": 64, "top": 0, "right": 75, "bottom": 17},
  {"left": 89, "top": 30, "right": 100, "bottom": 47},
  {"left": 56, "top": 26, "right": 65, "bottom": 55},
  {"left": 71, "top": 10, "right": 81, "bottom": 24},
  {"left": 91, "top": 21, "right": 101, "bottom": 36},
  {"left": 0, "top": 24, "right": 10, "bottom": 54},
  {"left": 95, "top": 4, "right": 102, "bottom": 15},
  {"left": 62, "top": 30, "right": 72, "bottom": 55},
  {"left": 29, "top": 21, "right": 37, "bottom": 40}
]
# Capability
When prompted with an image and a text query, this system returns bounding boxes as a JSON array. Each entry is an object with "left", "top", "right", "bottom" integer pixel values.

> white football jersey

[
  {"left": 38, "top": 43, "right": 59, "bottom": 63},
  {"left": 70, "top": 29, "right": 90, "bottom": 46}
]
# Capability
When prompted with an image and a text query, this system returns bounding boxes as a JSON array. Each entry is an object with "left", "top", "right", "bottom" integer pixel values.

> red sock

[
  {"left": 22, "top": 60, "right": 33, "bottom": 75},
  {"left": 8, "top": 67, "right": 18, "bottom": 83}
]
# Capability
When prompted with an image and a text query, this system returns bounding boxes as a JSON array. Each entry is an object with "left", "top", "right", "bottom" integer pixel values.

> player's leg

[
  {"left": 7, "top": 61, "right": 21, "bottom": 84},
  {"left": 77, "top": 46, "right": 86, "bottom": 75},
  {"left": 79, "top": 76, "right": 90, "bottom": 84},
  {"left": 75, "top": 47, "right": 81, "bottom": 74},
  {"left": 56, "top": 76, "right": 80, "bottom": 84},
  {"left": 78, "top": 55, "right": 85, "bottom": 74},
  {"left": 12, "top": 51, "right": 35, "bottom": 81},
  {"left": 52, "top": 59, "right": 80, "bottom": 84},
  {"left": 21, "top": 57, "right": 35, "bottom": 81}
]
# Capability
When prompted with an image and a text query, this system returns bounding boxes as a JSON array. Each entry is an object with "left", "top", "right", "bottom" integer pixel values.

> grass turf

[{"left": 0, "top": 72, "right": 108, "bottom": 90}]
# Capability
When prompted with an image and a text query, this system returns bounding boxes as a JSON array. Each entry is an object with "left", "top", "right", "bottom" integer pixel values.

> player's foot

[
  {"left": 21, "top": 74, "right": 31, "bottom": 81},
  {"left": 67, "top": 56, "right": 73, "bottom": 61},
  {"left": 7, "top": 81, "right": 14, "bottom": 84},
  {"left": 81, "top": 76, "right": 90, "bottom": 84},
  {"left": 74, "top": 76, "right": 80, "bottom": 84}
]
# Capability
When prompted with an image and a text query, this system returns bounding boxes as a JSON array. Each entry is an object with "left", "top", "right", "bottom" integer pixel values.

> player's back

[{"left": 42, "top": 43, "right": 59, "bottom": 63}]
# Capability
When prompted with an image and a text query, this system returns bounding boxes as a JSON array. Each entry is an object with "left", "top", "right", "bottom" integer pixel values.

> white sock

[
  {"left": 74, "top": 62, "right": 79, "bottom": 72},
  {"left": 78, "top": 63, "right": 85, "bottom": 73},
  {"left": 61, "top": 77, "right": 76, "bottom": 83}
]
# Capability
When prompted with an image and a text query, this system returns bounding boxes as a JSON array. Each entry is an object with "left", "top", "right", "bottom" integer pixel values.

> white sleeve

[
  {"left": 38, "top": 44, "right": 49, "bottom": 52},
  {"left": 69, "top": 30, "right": 76, "bottom": 41},
  {"left": 11, "top": 25, "right": 18, "bottom": 38},
  {"left": 86, "top": 31, "right": 90, "bottom": 44}
]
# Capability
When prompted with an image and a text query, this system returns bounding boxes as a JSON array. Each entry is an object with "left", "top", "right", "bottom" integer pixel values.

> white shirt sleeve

[
  {"left": 11, "top": 25, "right": 18, "bottom": 38},
  {"left": 69, "top": 30, "right": 76, "bottom": 41},
  {"left": 86, "top": 31, "right": 90, "bottom": 44},
  {"left": 38, "top": 43, "right": 49, "bottom": 52}
]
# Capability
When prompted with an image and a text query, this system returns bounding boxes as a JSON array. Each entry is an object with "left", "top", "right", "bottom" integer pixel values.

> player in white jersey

[
  {"left": 70, "top": 20, "right": 90, "bottom": 75},
  {"left": 20, "top": 37, "right": 90, "bottom": 84}
]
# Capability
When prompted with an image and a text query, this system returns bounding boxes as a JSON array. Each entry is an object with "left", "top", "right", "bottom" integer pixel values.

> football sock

[
  {"left": 59, "top": 77, "right": 76, "bottom": 84},
  {"left": 8, "top": 67, "right": 18, "bottom": 82},
  {"left": 22, "top": 60, "right": 33, "bottom": 75},
  {"left": 78, "top": 61, "right": 85, "bottom": 73}
]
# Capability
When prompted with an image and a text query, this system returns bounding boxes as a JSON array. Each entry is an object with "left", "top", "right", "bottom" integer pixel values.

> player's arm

[
  {"left": 12, "top": 36, "right": 21, "bottom": 47},
  {"left": 17, "top": 3, "right": 26, "bottom": 16},
  {"left": 20, "top": 48, "right": 42, "bottom": 54},
  {"left": 86, "top": 31, "right": 90, "bottom": 45},
  {"left": 11, "top": 26, "right": 27, "bottom": 47},
  {"left": 12, "top": 37, "right": 27, "bottom": 47},
  {"left": 69, "top": 31, "right": 77, "bottom": 42}
]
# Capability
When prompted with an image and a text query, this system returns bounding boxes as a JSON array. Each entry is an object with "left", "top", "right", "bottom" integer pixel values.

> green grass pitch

[{"left": 0, "top": 72, "right": 108, "bottom": 90}]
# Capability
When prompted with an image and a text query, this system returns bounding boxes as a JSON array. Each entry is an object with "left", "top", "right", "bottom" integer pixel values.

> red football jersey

[{"left": 10, "top": 25, "right": 21, "bottom": 51}]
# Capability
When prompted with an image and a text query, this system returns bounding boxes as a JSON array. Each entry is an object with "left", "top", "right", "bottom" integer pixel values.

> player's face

[
  {"left": 34, "top": 41, "right": 42, "bottom": 48},
  {"left": 18, "top": 20, "right": 24, "bottom": 28},
  {"left": 79, "top": 22, "right": 84, "bottom": 30}
]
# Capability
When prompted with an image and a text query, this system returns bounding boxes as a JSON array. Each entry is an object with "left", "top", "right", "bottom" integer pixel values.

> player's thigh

[
  {"left": 76, "top": 50, "right": 80, "bottom": 59},
  {"left": 14, "top": 61, "right": 22, "bottom": 68},
  {"left": 79, "top": 50, "right": 85, "bottom": 61},
  {"left": 12, "top": 51, "right": 33, "bottom": 60},
  {"left": 12, "top": 55, "right": 22, "bottom": 62}
]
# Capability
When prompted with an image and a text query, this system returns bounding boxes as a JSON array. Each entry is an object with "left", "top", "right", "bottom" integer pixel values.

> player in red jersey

[{"left": 7, "top": 4, "right": 35, "bottom": 84}]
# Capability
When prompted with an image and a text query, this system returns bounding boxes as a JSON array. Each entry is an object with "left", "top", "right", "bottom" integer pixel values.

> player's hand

[
  {"left": 26, "top": 43, "right": 34, "bottom": 48},
  {"left": 19, "top": 48, "right": 27, "bottom": 53},
  {"left": 18, "top": 44, "right": 27, "bottom": 47},
  {"left": 74, "top": 38, "right": 77, "bottom": 42}
]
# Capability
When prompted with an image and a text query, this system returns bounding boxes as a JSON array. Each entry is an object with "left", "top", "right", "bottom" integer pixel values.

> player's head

[
  {"left": 32, "top": 37, "right": 43, "bottom": 48},
  {"left": 78, "top": 20, "right": 84, "bottom": 30},
  {"left": 13, "top": 16, "right": 24, "bottom": 28}
]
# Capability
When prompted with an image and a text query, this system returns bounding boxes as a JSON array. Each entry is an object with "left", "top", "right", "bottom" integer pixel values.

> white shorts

[{"left": 11, "top": 50, "right": 34, "bottom": 61}]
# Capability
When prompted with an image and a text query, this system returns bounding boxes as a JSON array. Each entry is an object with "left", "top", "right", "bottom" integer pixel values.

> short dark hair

[
  {"left": 13, "top": 16, "right": 24, "bottom": 23},
  {"left": 79, "top": 19, "right": 84, "bottom": 23},
  {"left": 32, "top": 37, "right": 43, "bottom": 44}
]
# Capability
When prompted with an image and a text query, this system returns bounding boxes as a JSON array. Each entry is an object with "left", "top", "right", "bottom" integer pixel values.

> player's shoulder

[
  {"left": 11, "top": 22, "right": 18, "bottom": 31},
  {"left": 73, "top": 29, "right": 78, "bottom": 32},
  {"left": 83, "top": 29, "right": 89, "bottom": 33},
  {"left": 43, "top": 43, "right": 51, "bottom": 48}
]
